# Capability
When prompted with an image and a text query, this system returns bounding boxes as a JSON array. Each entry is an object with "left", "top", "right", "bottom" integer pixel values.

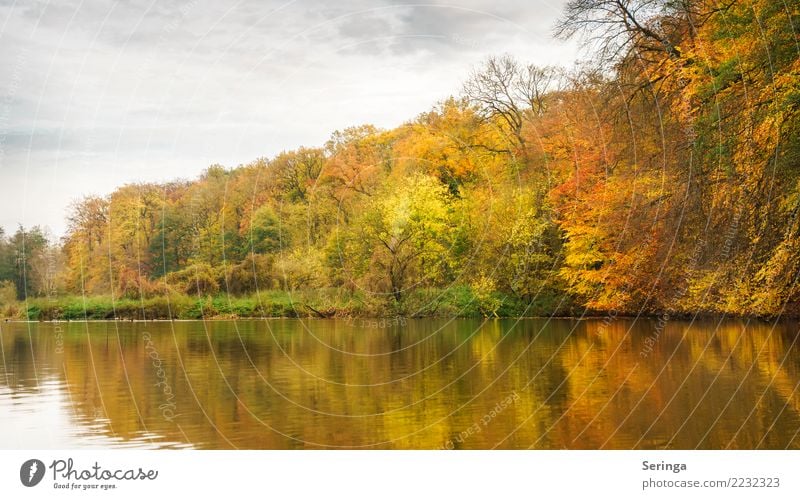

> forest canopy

[{"left": 2, "top": 0, "right": 799, "bottom": 319}]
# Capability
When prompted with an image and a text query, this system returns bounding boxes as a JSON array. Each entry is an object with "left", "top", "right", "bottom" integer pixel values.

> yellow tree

[{"left": 334, "top": 173, "right": 456, "bottom": 303}]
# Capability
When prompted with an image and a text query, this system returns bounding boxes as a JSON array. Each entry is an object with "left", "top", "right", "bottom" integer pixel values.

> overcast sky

[{"left": 0, "top": 0, "right": 576, "bottom": 238}]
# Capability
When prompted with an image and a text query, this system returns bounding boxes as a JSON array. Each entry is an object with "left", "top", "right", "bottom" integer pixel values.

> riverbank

[
  {"left": 3, "top": 289, "right": 792, "bottom": 322},
  {"left": 0, "top": 286, "right": 575, "bottom": 321}
]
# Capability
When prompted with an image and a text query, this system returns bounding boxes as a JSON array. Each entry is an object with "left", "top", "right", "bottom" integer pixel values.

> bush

[
  {"left": 219, "top": 254, "right": 276, "bottom": 295},
  {"left": 0, "top": 281, "right": 19, "bottom": 318},
  {"left": 0, "top": 280, "right": 16, "bottom": 305},
  {"left": 275, "top": 249, "right": 324, "bottom": 291},
  {"left": 166, "top": 263, "right": 220, "bottom": 295},
  {"left": 26, "top": 305, "right": 41, "bottom": 321}
]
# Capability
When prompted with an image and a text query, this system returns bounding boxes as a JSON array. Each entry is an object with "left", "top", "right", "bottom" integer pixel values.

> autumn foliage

[{"left": 3, "top": 0, "right": 798, "bottom": 318}]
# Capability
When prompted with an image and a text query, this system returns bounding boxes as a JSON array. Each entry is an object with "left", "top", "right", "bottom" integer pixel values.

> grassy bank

[{"left": 0, "top": 286, "right": 575, "bottom": 321}]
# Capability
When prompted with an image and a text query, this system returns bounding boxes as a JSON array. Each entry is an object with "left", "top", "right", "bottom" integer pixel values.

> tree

[
  {"left": 323, "top": 125, "right": 389, "bottom": 205},
  {"left": 270, "top": 147, "right": 325, "bottom": 203},
  {"left": 64, "top": 196, "right": 110, "bottom": 293},
  {"left": 462, "top": 56, "right": 556, "bottom": 161},
  {"left": 247, "top": 205, "right": 283, "bottom": 254},
  {"left": 3, "top": 226, "right": 49, "bottom": 299},
  {"left": 555, "top": 0, "right": 690, "bottom": 63},
  {"left": 339, "top": 173, "right": 455, "bottom": 303},
  {"left": 28, "top": 237, "right": 65, "bottom": 298}
]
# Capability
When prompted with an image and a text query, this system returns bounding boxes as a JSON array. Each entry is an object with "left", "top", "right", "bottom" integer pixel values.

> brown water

[{"left": 0, "top": 318, "right": 799, "bottom": 449}]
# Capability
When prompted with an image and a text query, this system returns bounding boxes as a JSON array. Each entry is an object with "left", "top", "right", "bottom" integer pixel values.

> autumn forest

[{"left": 1, "top": 0, "right": 799, "bottom": 320}]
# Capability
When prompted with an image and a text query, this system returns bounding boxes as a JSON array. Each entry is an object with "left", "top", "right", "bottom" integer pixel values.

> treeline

[
  {"left": 3, "top": 0, "right": 800, "bottom": 319},
  {"left": 0, "top": 226, "right": 60, "bottom": 300}
]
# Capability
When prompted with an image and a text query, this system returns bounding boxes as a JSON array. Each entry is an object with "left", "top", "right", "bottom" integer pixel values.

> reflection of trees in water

[{"left": 0, "top": 319, "right": 799, "bottom": 449}]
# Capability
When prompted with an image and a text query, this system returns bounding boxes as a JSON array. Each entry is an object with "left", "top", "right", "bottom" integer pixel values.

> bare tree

[
  {"left": 462, "top": 55, "right": 556, "bottom": 158},
  {"left": 554, "top": 0, "right": 694, "bottom": 64},
  {"left": 28, "top": 238, "right": 65, "bottom": 297}
]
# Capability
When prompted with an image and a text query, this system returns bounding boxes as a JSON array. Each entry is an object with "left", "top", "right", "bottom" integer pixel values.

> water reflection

[{"left": 0, "top": 318, "right": 798, "bottom": 449}]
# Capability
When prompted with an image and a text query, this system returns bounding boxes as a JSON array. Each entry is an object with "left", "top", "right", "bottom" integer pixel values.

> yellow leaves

[
  {"left": 274, "top": 248, "right": 325, "bottom": 292},
  {"left": 376, "top": 173, "right": 451, "bottom": 236},
  {"left": 339, "top": 172, "right": 457, "bottom": 300},
  {"left": 391, "top": 99, "right": 512, "bottom": 187},
  {"left": 750, "top": 238, "right": 800, "bottom": 315},
  {"left": 470, "top": 274, "right": 502, "bottom": 317}
]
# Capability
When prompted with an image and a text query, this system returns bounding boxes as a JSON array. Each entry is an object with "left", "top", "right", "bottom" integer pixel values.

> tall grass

[{"left": 2, "top": 286, "right": 575, "bottom": 320}]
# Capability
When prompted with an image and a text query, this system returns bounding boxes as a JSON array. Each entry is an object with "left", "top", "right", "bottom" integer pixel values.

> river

[{"left": 1, "top": 318, "right": 798, "bottom": 449}]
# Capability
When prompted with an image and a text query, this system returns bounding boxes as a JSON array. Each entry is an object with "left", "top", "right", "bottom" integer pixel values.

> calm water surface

[{"left": 1, "top": 318, "right": 799, "bottom": 449}]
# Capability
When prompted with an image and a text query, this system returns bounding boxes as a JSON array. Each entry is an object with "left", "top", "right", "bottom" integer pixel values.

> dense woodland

[{"left": 2, "top": 0, "right": 799, "bottom": 319}]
